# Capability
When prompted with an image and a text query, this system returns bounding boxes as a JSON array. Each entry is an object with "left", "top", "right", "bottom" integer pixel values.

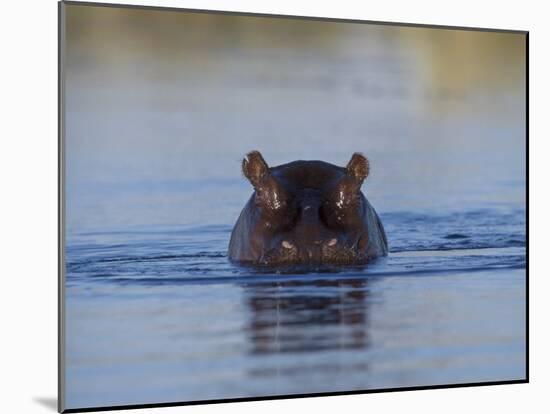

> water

[
  {"left": 62, "top": 5, "right": 526, "bottom": 410},
  {"left": 64, "top": 210, "right": 526, "bottom": 408}
]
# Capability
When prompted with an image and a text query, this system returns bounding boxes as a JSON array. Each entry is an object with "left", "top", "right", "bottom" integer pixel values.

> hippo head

[{"left": 228, "top": 151, "right": 387, "bottom": 266}]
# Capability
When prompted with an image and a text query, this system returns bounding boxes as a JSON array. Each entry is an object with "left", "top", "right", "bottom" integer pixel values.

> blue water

[
  {"left": 67, "top": 210, "right": 525, "bottom": 284},
  {"left": 63, "top": 6, "right": 526, "bottom": 410},
  {"left": 65, "top": 209, "right": 526, "bottom": 408}
]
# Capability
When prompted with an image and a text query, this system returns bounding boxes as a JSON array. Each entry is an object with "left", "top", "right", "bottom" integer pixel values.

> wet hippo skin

[{"left": 228, "top": 151, "right": 388, "bottom": 265}]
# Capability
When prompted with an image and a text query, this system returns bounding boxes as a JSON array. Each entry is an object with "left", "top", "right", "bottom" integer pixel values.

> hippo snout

[{"left": 259, "top": 236, "right": 363, "bottom": 266}]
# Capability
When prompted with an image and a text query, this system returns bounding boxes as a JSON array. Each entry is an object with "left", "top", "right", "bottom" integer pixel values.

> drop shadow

[{"left": 33, "top": 397, "right": 57, "bottom": 412}]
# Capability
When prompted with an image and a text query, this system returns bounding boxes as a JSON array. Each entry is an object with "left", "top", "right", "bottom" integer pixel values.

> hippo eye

[
  {"left": 321, "top": 184, "right": 362, "bottom": 228},
  {"left": 270, "top": 188, "right": 286, "bottom": 210},
  {"left": 253, "top": 175, "right": 292, "bottom": 212},
  {"left": 335, "top": 188, "right": 348, "bottom": 209},
  {"left": 257, "top": 186, "right": 290, "bottom": 211},
  {"left": 329, "top": 188, "right": 359, "bottom": 210},
  {"left": 254, "top": 181, "right": 298, "bottom": 230}
]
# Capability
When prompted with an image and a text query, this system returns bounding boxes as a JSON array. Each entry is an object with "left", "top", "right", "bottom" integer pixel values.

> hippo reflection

[
  {"left": 229, "top": 151, "right": 388, "bottom": 265},
  {"left": 245, "top": 278, "right": 370, "bottom": 356}
]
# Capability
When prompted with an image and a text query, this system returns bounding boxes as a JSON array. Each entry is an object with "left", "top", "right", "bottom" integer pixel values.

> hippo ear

[
  {"left": 242, "top": 151, "right": 269, "bottom": 188},
  {"left": 346, "top": 153, "right": 369, "bottom": 183}
]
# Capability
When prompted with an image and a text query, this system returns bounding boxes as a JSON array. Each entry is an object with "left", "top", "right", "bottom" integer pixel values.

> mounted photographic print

[{"left": 58, "top": 1, "right": 528, "bottom": 412}]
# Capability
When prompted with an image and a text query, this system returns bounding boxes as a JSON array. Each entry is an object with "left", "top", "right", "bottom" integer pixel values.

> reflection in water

[{"left": 245, "top": 278, "right": 370, "bottom": 356}]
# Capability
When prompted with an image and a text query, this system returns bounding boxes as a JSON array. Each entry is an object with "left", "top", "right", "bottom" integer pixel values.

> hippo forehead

[{"left": 269, "top": 160, "right": 347, "bottom": 191}]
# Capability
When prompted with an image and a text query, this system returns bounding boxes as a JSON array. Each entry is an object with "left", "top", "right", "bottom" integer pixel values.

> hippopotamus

[{"left": 228, "top": 151, "right": 388, "bottom": 266}]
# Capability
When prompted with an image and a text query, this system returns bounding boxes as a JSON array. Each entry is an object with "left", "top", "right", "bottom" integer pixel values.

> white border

[{"left": 1, "top": 1, "right": 545, "bottom": 413}]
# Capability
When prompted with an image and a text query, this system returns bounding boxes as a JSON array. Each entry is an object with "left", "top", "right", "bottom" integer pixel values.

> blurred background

[{"left": 64, "top": 4, "right": 526, "bottom": 233}]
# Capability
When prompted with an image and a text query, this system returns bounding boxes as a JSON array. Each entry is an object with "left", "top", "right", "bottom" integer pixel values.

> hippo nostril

[
  {"left": 327, "top": 238, "right": 337, "bottom": 247},
  {"left": 281, "top": 240, "right": 294, "bottom": 249}
]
